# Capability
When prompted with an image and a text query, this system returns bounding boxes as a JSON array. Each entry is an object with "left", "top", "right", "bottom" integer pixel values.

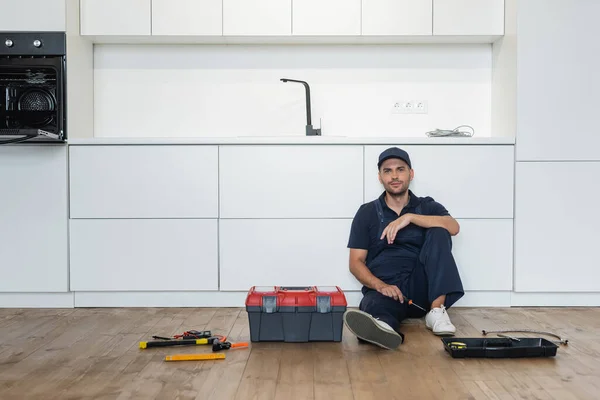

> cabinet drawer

[
  {"left": 69, "top": 145, "right": 218, "bottom": 218},
  {"left": 219, "top": 219, "right": 358, "bottom": 290},
  {"left": 219, "top": 146, "right": 363, "bottom": 218},
  {"left": 364, "top": 145, "right": 514, "bottom": 218},
  {"left": 70, "top": 219, "right": 218, "bottom": 291}
]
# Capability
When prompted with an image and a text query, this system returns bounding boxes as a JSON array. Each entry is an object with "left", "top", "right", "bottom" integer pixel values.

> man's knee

[{"left": 425, "top": 227, "right": 452, "bottom": 248}]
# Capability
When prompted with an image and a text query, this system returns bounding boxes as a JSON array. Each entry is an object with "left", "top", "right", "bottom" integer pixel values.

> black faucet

[{"left": 280, "top": 78, "right": 321, "bottom": 136}]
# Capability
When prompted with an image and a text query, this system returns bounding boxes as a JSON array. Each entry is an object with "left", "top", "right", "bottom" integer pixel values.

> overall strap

[{"left": 373, "top": 198, "right": 384, "bottom": 223}]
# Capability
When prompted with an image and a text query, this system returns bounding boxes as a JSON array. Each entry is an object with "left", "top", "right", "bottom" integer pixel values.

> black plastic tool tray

[{"left": 442, "top": 337, "right": 559, "bottom": 358}]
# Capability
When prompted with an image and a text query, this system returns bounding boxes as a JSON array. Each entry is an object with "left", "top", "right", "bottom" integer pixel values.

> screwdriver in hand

[{"left": 403, "top": 296, "right": 427, "bottom": 312}]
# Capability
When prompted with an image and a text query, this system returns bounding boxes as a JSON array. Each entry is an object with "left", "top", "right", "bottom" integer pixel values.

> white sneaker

[
  {"left": 343, "top": 309, "right": 404, "bottom": 350},
  {"left": 425, "top": 305, "right": 456, "bottom": 336}
]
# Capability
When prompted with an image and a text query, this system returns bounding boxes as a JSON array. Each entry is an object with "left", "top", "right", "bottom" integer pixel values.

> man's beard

[{"left": 385, "top": 182, "right": 408, "bottom": 197}]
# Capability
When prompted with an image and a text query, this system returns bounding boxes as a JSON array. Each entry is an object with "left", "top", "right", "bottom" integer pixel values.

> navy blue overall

[{"left": 347, "top": 190, "right": 464, "bottom": 334}]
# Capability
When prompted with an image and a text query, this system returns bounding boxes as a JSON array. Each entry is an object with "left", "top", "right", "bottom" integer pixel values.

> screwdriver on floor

[{"left": 403, "top": 296, "right": 427, "bottom": 312}]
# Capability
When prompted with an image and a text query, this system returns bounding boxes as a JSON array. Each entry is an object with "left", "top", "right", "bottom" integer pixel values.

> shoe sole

[
  {"left": 426, "top": 324, "right": 456, "bottom": 336},
  {"left": 343, "top": 310, "right": 403, "bottom": 350}
]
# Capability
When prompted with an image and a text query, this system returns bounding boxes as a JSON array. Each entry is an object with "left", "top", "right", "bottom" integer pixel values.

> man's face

[{"left": 378, "top": 158, "right": 413, "bottom": 196}]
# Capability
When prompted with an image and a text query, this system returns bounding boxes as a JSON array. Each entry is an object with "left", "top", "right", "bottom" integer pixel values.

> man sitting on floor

[{"left": 343, "top": 147, "right": 465, "bottom": 350}]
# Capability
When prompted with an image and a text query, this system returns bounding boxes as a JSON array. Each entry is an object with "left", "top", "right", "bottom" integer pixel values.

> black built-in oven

[{"left": 0, "top": 32, "right": 66, "bottom": 145}]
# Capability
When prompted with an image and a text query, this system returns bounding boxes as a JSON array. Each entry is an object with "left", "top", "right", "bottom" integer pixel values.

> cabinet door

[
  {"left": 0, "top": 0, "right": 65, "bottom": 31},
  {"left": 515, "top": 162, "right": 600, "bottom": 292},
  {"left": 0, "top": 146, "right": 68, "bottom": 292},
  {"left": 516, "top": 0, "right": 600, "bottom": 162},
  {"left": 219, "top": 146, "right": 364, "bottom": 218},
  {"left": 362, "top": 0, "right": 432, "bottom": 36},
  {"left": 220, "top": 219, "right": 358, "bottom": 290},
  {"left": 223, "top": 0, "right": 291, "bottom": 36},
  {"left": 293, "top": 0, "right": 361, "bottom": 35},
  {"left": 433, "top": 0, "right": 504, "bottom": 35},
  {"left": 70, "top": 219, "right": 218, "bottom": 291},
  {"left": 69, "top": 145, "right": 218, "bottom": 219},
  {"left": 80, "top": 0, "right": 151, "bottom": 35},
  {"left": 152, "top": 0, "right": 222, "bottom": 35},
  {"left": 452, "top": 219, "right": 513, "bottom": 291},
  {"left": 364, "top": 145, "right": 514, "bottom": 219}
]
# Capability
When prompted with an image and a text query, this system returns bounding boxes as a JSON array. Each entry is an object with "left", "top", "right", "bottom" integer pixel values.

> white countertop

[{"left": 67, "top": 136, "right": 515, "bottom": 145}]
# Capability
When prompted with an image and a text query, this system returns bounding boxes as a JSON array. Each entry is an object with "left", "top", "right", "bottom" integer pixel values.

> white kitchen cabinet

[
  {"left": 223, "top": 0, "right": 291, "bottom": 36},
  {"left": 69, "top": 145, "right": 218, "bottom": 218},
  {"left": 219, "top": 218, "right": 512, "bottom": 292},
  {"left": 452, "top": 219, "right": 513, "bottom": 291},
  {"left": 515, "top": 162, "right": 600, "bottom": 292},
  {"left": 80, "top": 0, "right": 151, "bottom": 36},
  {"left": 0, "top": 146, "right": 68, "bottom": 292},
  {"left": 70, "top": 219, "right": 218, "bottom": 291},
  {"left": 516, "top": 0, "right": 600, "bottom": 162},
  {"left": 433, "top": 0, "right": 504, "bottom": 36},
  {"left": 293, "top": 0, "right": 361, "bottom": 36},
  {"left": 219, "top": 146, "right": 363, "bottom": 218},
  {"left": 151, "top": 0, "right": 222, "bottom": 36},
  {"left": 364, "top": 145, "right": 514, "bottom": 219},
  {"left": 0, "top": 0, "right": 65, "bottom": 31},
  {"left": 362, "top": 0, "right": 432, "bottom": 36},
  {"left": 219, "top": 219, "right": 358, "bottom": 290}
]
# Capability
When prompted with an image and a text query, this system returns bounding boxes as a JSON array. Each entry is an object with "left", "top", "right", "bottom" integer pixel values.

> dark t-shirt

[{"left": 347, "top": 190, "right": 450, "bottom": 284}]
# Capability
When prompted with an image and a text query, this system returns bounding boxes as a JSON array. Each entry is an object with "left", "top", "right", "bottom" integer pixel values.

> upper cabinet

[
  {"left": 433, "top": 0, "right": 504, "bottom": 36},
  {"left": 80, "top": 0, "right": 505, "bottom": 41},
  {"left": 152, "top": 0, "right": 222, "bottom": 36},
  {"left": 223, "top": 0, "right": 291, "bottom": 36},
  {"left": 0, "top": 0, "right": 65, "bottom": 31},
  {"left": 293, "top": 0, "right": 361, "bottom": 36},
  {"left": 516, "top": 0, "right": 600, "bottom": 162},
  {"left": 362, "top": 0, "right": 433, "bottom": 36},
  {"left": 80, "top": 0, "right": 151, "bottom": 36}
]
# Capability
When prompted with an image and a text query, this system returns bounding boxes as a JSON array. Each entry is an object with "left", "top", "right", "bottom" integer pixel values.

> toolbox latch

[
  {"left": 316, "top": 296, "right": 331, "bottom": 313},
  {"left": 262, "top": 296, "right": 278, "bottom": 313}
]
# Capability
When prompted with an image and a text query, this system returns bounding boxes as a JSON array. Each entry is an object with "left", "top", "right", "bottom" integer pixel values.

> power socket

[{"left": 392, "top": 100, "right": 428, "bottom": 114}]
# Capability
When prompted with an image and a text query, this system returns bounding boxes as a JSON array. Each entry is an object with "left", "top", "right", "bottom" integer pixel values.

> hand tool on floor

[
  {"left": 403, "top": 296, "right": 427, "bottom": 312},
  {"left": 482, "top": 329, "right": 569, "bottom": 345},
  {"left": 212, "top": 339, "right": 249, "bottom": 352},
  {"left": 140, "top": 335, "right": 226, "bottom": 349},
  {"left": 151, "top": 330, "right": 213, "bottom": 341},
  {"left": 165, "top": 353, "right": 226, "bottom": 362}
]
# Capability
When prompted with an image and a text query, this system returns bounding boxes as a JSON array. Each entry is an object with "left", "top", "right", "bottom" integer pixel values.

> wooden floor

[{"left": 0, "top": 307, "right": 599, "bottom": 400}]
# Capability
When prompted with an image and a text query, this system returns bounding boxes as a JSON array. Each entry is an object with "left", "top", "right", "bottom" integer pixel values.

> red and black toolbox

[{"left": 245, "top": 286, "right": 347, "bottom": 342}]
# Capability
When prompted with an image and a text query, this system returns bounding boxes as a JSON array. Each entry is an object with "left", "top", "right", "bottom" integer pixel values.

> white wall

[{"left": 93, "top": 44, "right": 492, "bottom": 138}]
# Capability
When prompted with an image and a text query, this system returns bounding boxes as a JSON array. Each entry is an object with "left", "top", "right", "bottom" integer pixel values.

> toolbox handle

[
  {"left": 316, "top": 296, "right": 331, "bottom": 313},
  {"left": 279, "top": 286, "right": 312, "bottom": 291},
  {"left": 262, "top": 296, "right": 278, "bottom": 313}
]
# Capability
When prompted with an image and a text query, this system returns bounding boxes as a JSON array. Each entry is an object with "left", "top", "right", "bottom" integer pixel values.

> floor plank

[{"left": 0, "top": 307, "right": 597, "bottom": 399}]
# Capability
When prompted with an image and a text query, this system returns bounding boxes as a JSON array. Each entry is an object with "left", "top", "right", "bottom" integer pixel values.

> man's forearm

[
  {"left": 349, "top": 260, "right": 386, "bottom": 290},
  {"left": 409, "top": 214, "right": 460, "bottom": 236}
]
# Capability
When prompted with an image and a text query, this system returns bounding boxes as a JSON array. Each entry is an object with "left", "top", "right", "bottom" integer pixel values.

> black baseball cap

[{"left": 378, "top": 147, "right": 412, "bottom": 169}]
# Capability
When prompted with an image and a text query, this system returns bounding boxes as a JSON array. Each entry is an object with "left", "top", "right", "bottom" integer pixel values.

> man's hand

[
  {"left": 380, "top": 214, "right": 412, "bottom": 244},
  {"left": 376, "top": 283, "right": 404, "bottom": 302}
]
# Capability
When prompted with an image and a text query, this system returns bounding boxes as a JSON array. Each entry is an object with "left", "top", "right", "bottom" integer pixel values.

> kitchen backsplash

[{"left": 93, "top": 43, "right": 491, "bottom": 138}]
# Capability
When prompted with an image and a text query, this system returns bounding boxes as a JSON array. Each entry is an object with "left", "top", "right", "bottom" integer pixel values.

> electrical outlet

[
  {"left": 392, "top": 100, "right": 428, "bottom": 114},
  {"left": 414, "top": 100, "right": 428, "bottom": 114}
]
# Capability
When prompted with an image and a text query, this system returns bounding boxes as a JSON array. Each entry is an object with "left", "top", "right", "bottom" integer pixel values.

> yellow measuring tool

[{"left": 165, "top": 353, "right": 226, "bottom": 362}]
